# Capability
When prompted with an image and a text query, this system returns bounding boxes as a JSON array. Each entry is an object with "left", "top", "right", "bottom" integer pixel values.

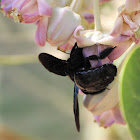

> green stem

[
  {"left": 70, "top": 0, "right": 78, "bottom": 10},
  {"left": 70, "top": 0, "right": 82, "bottom": 12},
  {"left": 93, "top": 0, "right": 102, "bottom": 31}
]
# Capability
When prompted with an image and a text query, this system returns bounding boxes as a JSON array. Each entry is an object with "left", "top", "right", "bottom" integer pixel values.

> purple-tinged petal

[
  {"left": 112, "top": 105, "right": 125, "bottom": 125},
  {"left": 93, "top": 105, "right": 125, "bottom": 127},
  {"left": 1, "top": 0, "right": 13, "bottom": 15},
  {"left": 37, "top": 0, "right": 52, "bottom": 16},
  {"left": 22, "top": 12, "right": 40, "bottom": 23},
  {"left": 1, "top": 0, "right": 13, "bottom": 6},
  {"left": 20, "top": 0, "right": 38, "bottom": 14},
  {"left": 93, "top": 110, "right": 115, "bottom": 128},
  {"left": 2, "top": 4, "right": 12, "bottom": 14},
  {"left": 82, "top": 13, "right": 94, "bottom": 24},
  {"left": 12, "top": 0, "right": 23, "bottom": 9},
  {"left": 18, "top": 0, "right": 30, "bottom": 11},
  {"left": 35, "top": 16, "right": 48, "bottom": 46}
]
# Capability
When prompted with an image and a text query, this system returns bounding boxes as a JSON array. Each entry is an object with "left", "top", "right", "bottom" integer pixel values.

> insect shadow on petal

[{"left": 38, "top": 42, "right": 117, "bottom": 132}]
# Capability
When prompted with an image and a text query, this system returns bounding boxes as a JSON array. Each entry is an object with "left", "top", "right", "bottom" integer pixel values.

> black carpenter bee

[{"left": 39, "top": 43, "right": 117, "bottom": 132}]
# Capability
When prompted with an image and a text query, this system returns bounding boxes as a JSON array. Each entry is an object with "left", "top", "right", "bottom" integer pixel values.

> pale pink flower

[
  {"left": 93, "top": 104, "right": 125, "bottom": 128},
  {"left": 1, "top": 0, "right": 52, "bottom": 23},
  {"left": 1, "top": 0, "right": 52, "bottom": 46},
  {"left": 94, "top": 110, "right": 115, "bottom": 128},
  {"left": 1, "top": 0, "right": 13, "bottom": 15},
  {"left": 45, "top": 7, "right": 81, "bottom": 47},
  {"left": 57, "top": 33, "right": 128, "bottom": 127},
  {"left": 111, "top": 0, "right": 140, "bottom": 45}
]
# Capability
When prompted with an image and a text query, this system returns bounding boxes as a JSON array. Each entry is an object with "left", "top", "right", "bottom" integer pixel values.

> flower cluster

[
  {"left": 0, "top": 0, "right": 81, "bottom": 47},
  {"left": 1, "top": 0, "right": 52, "bottom": 46},
  {"left": 1, "top": 0, "right": 139, "bottom": 128}
]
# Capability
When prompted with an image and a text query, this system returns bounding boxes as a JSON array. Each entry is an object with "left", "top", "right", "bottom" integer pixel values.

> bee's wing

[
  {"left": 39, "top": 53, "right": 67, "bottom": 76},
  {"left": 73, "top": 84, "right": 80, "bottom": 132}
]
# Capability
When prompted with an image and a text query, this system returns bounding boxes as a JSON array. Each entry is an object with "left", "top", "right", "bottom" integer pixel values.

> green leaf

[{"left": 120, "top": 46, "right": 140, "bottom": 140}]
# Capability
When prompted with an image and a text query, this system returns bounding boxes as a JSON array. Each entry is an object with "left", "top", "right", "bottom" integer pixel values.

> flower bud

[
  {"left": 93, "top": 104, "right": 125, "bottom": 128},
  {"left": 46, "top": 7, "right": 81, "bottom": 47},
  {"left": 93, "top": 110, "right": 115, "bottom": 128}
]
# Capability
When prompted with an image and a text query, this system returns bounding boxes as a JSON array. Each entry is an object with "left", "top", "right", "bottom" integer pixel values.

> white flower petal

[{"left": 46, "top": 7, "right": 81, "bottom": 47}]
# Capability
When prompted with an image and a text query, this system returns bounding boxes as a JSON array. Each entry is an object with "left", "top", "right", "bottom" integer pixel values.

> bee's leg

[
  {"left": 99, "top": 46, "right": 116, "bottom": 59},
  {"left": 87, "top": 55, "right": 99, "bottom": 60}
]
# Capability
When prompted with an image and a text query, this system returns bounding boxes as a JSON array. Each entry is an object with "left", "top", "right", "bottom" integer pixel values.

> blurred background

[{"left": 0, "top": 0, "right": 134, "bottom": 140}]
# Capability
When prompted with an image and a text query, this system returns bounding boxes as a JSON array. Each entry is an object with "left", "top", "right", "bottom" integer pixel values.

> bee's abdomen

[{"left": 74, "top": 64, "right": 117, "bottom": 94}]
